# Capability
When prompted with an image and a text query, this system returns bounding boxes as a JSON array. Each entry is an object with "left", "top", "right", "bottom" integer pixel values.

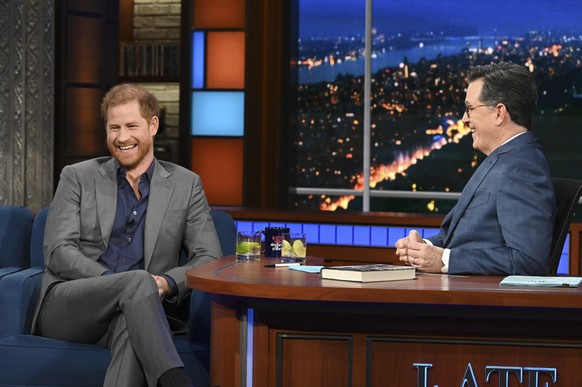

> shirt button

[
  {"left": 128, "top": 237, "right": 132, "bottom": 242},
  {"left": 132, "top": 210, "right": 137, "bottom": 215}
]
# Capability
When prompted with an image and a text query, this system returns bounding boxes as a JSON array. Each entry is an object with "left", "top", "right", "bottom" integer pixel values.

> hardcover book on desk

[{"left": 320, "top": 264, "right": 416, "bottom": 283}]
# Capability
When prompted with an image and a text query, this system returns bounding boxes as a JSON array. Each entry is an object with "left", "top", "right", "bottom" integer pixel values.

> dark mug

[{"left": 263, "top": 227, "right": 290, "bottom": 258}]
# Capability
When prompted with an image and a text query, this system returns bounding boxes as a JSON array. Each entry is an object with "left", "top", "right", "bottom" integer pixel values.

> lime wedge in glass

[
  {"left": 236, "top": 241, "right": 260, "bottom": 255},
  {"left": 281, "top": 240, "right": 292, "bottom": 256},
  {"left": 292, "top": 240, "right": 306, "bottom": 257}
]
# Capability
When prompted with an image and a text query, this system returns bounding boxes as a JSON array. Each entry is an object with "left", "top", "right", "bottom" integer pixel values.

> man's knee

[{"left": 120, "top": 270, "right": 158, "bottom": 299}]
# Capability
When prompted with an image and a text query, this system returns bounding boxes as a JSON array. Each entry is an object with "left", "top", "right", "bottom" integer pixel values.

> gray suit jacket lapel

[
  {"left": 96, "top": 159, "right": 117, "bottom": 246},
  {"left": 144, "top": 161, "right": 174, "bottom": 270}
]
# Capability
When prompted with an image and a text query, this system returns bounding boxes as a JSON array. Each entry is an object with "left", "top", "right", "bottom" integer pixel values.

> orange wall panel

[
  {"left": 191, "top": 138, "right": 243, "bottom": 205},
  {"left": 193, "top": 0, "right": 245, "bottom": 29},
  {"left": 207, "top": 32, "right": 245, "bottom": 89}
]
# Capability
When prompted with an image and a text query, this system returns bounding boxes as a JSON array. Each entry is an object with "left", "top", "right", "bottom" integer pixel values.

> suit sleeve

[
  {"left": 44, "top": 165, "right": 110, "bottom": 280},
  {"left": 163, "top": 174, "right": 222, "bottom": 302},
  {"left": 426, "top": 210, "right": 452, "bottom": 247}
]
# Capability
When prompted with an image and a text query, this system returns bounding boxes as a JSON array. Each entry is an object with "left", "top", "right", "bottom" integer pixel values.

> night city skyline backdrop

[
  {"left": 292, "top": 0, "right": 582, "bottom": 212},
  {"left": 300, "top": 0, "right": 581, "bottom": 38}
]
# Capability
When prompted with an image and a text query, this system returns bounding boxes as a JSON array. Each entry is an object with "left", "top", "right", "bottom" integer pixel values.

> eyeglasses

[{"left": 464, "top": 104, "right": 489, "bottom": 118}]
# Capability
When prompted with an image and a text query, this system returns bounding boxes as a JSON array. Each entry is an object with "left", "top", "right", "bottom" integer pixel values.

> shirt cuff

[
  {"left": 441, "top": 249, "right": 450, "bottom": 273},
  {"left": 160, "top": 274, "right": 178, "bottom": 298}
]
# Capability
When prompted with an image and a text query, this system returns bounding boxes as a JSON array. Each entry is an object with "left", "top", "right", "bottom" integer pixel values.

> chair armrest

[
  {"left": 0, "top": 268, "right": 43, "bottom": 337},
  {"left": 0, "top": 267, "right": 23, "bottom": 279}
]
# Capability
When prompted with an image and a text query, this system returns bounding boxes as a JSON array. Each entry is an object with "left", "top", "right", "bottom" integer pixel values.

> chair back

[
  {"left": 30, "top": 207, "right": 49, "bottom": 268},
  {"left": 547, "top": 178, "right": 582, "bottom": 275},
  {"left": 0, "top": 206, "right": 33, "bottom": 269},
  {"left": 210, "top": 209, "right": 236, "bottom": 256}
]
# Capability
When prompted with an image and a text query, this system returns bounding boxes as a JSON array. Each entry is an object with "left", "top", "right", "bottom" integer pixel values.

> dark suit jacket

[
  {"left": 427, "top": 131, "right": 557, "bottom": 275},
  {"left": 32, "top": 157, "right": 222, "bottom": 332}
]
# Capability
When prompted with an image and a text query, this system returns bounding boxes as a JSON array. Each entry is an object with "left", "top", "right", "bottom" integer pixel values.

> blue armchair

[
  {"left": 0, "top": 208, "right": 236, "bottom": 387},
  {"left": 0, "top": 206, "right": 33, "bottom": 279}
]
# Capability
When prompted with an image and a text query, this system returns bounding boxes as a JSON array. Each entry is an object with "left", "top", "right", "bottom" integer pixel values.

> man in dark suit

[
  {"left": 33, "top": 84, "right": 222, "bottom": 386},
  {"left": 395, "top": 62, "right": 557, "bottom": 275}
]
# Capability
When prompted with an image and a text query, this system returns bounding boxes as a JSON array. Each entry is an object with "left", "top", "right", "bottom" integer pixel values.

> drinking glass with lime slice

[
  {"left": 281, "top": 232, "right": 307, "bottom": 264},
  {"left": 235, "top": 231, "right": 262, "bottom": 261}
]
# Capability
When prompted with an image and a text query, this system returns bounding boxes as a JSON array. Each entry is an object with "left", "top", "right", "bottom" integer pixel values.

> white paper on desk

[
  {"left": 288, "top": 265, "right": 323, "bottom": 274},
  {"left": 500, "top": 275, "right": 582, "bottom": 287}
]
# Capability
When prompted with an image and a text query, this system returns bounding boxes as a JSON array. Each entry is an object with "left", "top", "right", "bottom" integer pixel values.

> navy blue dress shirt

[
  {"left": 98, "top": 161, "right": 177, "bottom": 295},
  {"left": 98, "top": 162, "right": 152, "bottom": 272}
]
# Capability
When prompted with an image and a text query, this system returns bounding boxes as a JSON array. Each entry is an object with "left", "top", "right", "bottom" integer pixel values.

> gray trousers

[{"left": 37, "top": 270, "right": 183, "bottom": 387}]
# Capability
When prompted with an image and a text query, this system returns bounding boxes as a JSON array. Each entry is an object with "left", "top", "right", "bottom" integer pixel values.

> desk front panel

[
  {"left": 252, "top": 301, "right": 580, "bottom": 387},
  {"left": 267, "top": 332, "right": 571, "bottom": 387}
]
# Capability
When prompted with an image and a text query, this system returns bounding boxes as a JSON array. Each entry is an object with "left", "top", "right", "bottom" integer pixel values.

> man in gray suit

[
  {"left": 33, "top": 84, "right": 222, "bottom": 386},
  {"left": 395, "top": 62, "right": 557, "bottom": 275}
]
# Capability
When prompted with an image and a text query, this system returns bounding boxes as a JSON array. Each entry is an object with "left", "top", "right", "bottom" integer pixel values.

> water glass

[
  {"left": 236, "top": 231, "right": 261, "bottom": 261},
  {"left": 281, "top": 232, "right": 307, "bottom": 264}
]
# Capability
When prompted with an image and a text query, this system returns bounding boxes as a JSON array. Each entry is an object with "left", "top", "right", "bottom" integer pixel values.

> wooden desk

[{"left": 187, "top": 256, "right": 582, "bottom": 387}]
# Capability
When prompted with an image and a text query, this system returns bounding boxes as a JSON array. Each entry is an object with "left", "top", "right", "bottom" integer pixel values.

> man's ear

[
  {"left": 150, "top": 116, "right": 159, "bottom": 136},
  {"left": 495, "top": 103, "right": 508, "bottom": 126}
]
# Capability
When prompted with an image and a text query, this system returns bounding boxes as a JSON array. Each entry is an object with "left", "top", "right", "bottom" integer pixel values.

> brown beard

[{"left": 108, "top": 140, "right": 153, "bottom": 172}]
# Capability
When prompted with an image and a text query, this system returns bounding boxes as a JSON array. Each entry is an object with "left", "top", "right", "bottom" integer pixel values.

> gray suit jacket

[
  {"left": 427, "top": 131, "right": 557, "bottom": 275},
  {"left": 32, "top": 157, "right": 222, "bottom": 332}
]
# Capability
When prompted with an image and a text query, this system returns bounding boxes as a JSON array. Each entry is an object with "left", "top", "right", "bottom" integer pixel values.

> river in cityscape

[{"left": 299, "top": 37, "right": 499, "bottom": 84}]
